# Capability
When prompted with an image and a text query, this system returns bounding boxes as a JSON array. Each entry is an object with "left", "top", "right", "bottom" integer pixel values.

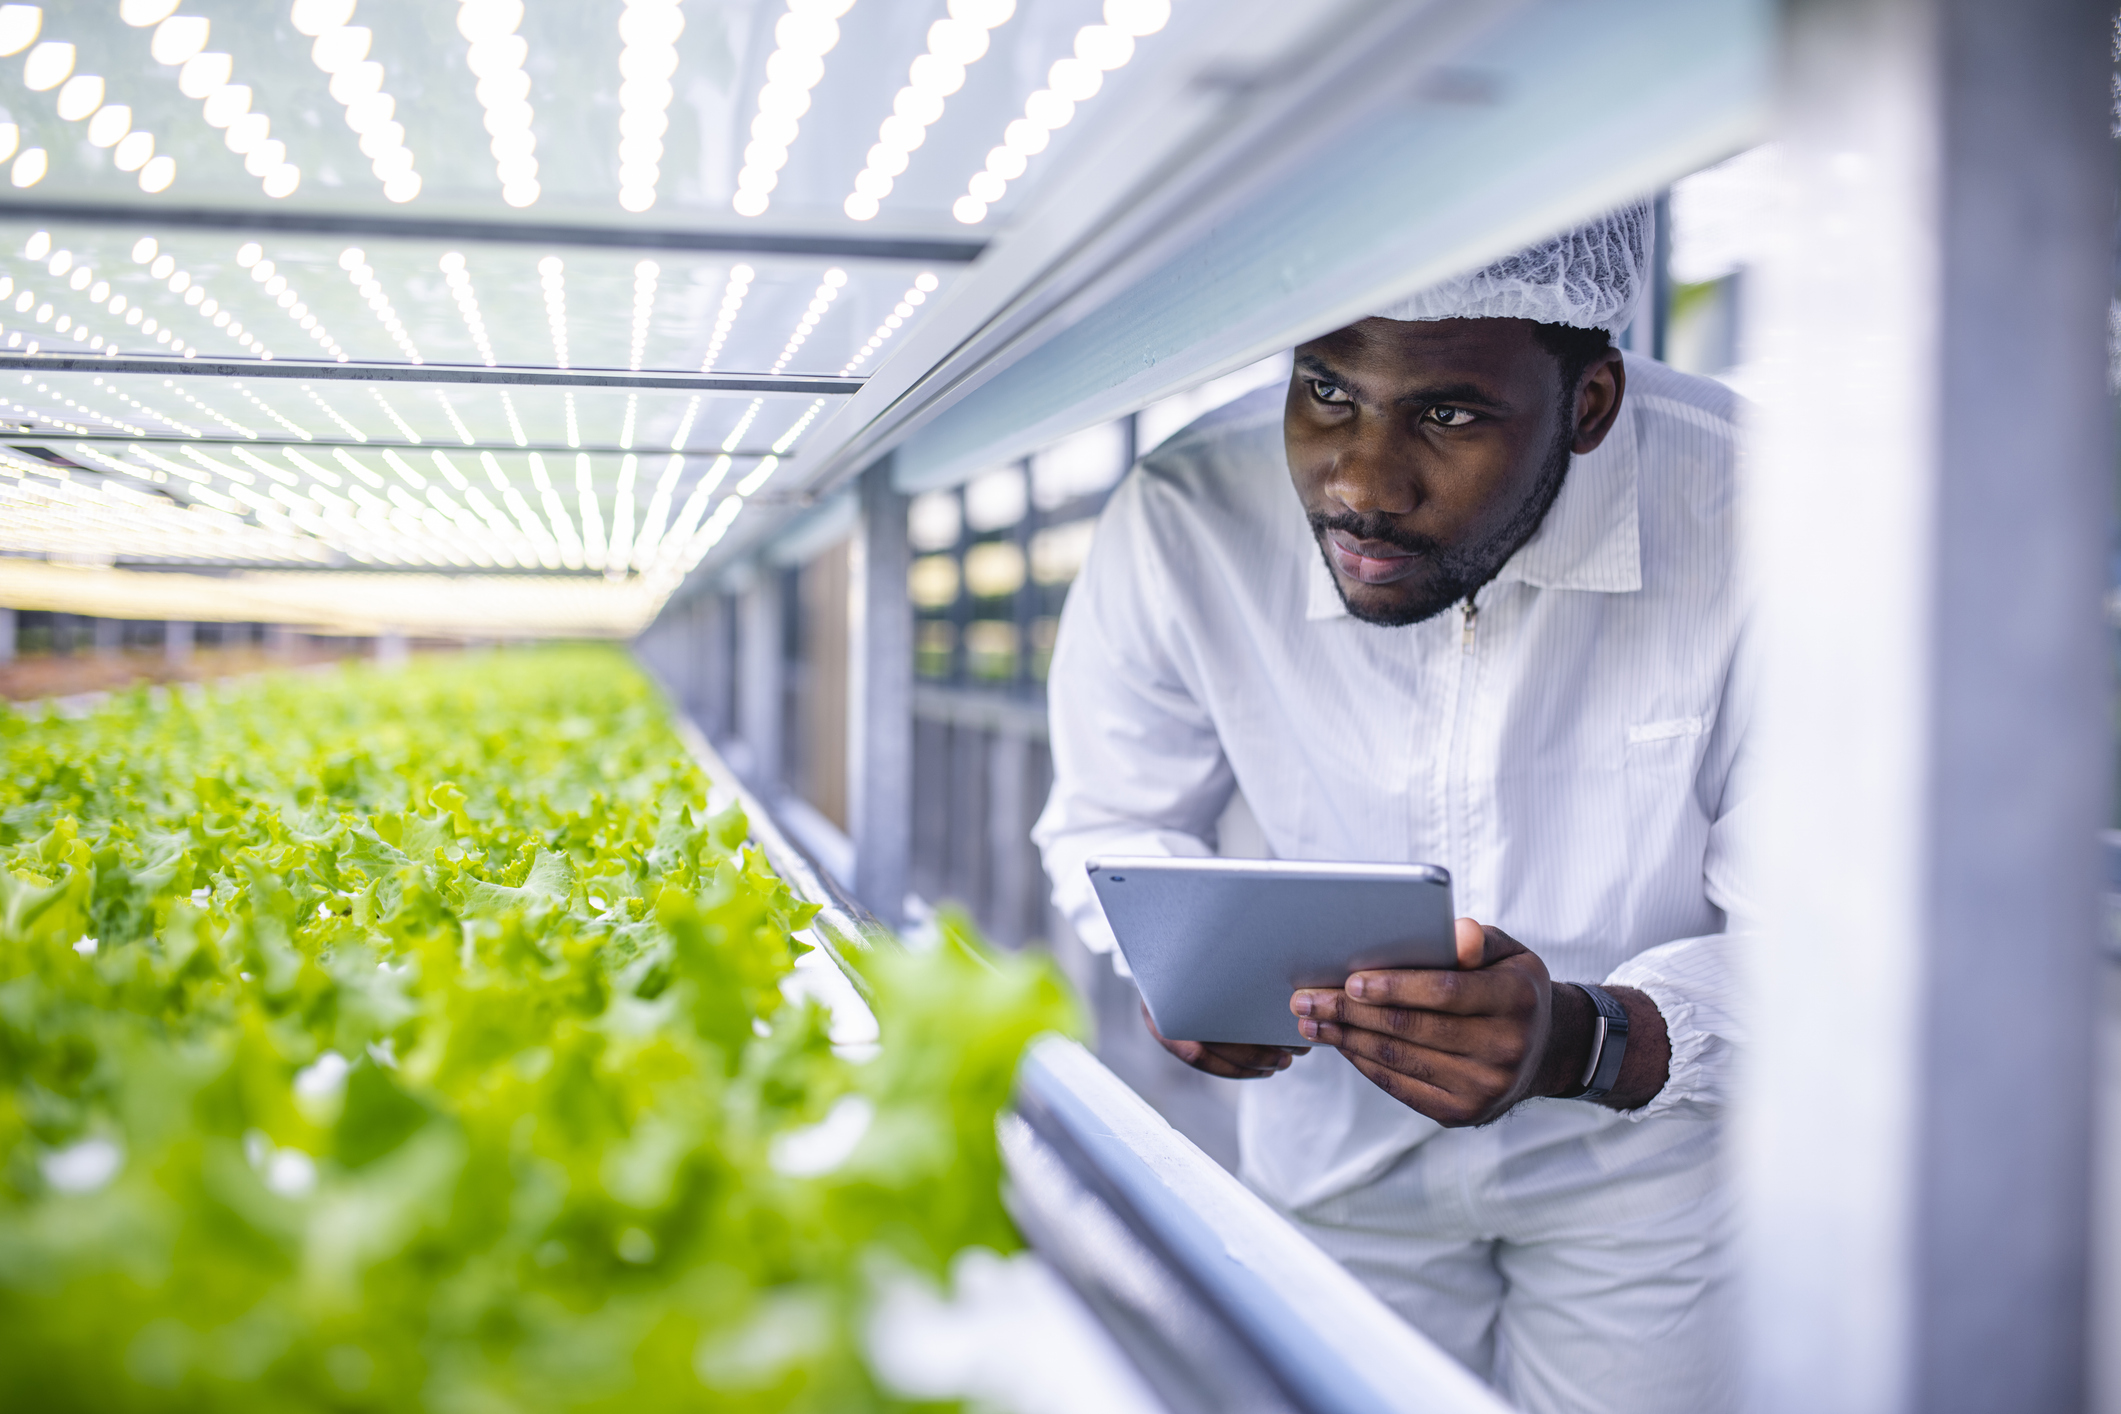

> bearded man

[{"left": 1034, "top": 204, "right": 1748, "bottom": 1414}]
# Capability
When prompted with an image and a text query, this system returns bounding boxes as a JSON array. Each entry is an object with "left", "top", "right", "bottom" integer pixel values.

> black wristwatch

[{"left": 1565, "top": 982, "right": 1630, "bottom": 1101}]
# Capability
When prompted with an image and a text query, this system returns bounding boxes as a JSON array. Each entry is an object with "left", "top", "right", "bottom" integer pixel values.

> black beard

[{"left": 1308, "top": 415, "right": 1576, "bottom": 628}]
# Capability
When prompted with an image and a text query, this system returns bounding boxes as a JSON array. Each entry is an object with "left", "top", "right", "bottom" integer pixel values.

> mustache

[{"left": 1307, "top": 510, "right": 1441, "bottom": 558}]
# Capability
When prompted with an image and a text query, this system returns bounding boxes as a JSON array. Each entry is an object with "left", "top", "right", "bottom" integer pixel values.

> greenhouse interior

[{"left": 0, "top": 0, "right": 2111, "bottom": 1411}]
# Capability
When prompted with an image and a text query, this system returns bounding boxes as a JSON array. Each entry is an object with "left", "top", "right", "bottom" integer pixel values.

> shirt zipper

[{"left": 1438, "top": 591, "right": 1485, "bottom": 918}]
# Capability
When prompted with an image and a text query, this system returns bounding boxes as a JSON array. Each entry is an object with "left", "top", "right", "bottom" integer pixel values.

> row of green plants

[{"left": 0, "top": 646, "right": 1078, "bottom": 1411}]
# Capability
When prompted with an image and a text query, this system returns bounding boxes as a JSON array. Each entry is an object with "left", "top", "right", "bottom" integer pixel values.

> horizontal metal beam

[
  {"left": 0, "top": 199, "right": 988, "bottom": 265},
  {"left": 0, "top": 353, "right": 861, "bottom": 395},
  {"left": 0, "top": 432, "right": 785, "bottom": 460}
]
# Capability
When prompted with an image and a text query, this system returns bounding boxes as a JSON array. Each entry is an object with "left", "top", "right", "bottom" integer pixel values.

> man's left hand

[{"left": 1290, "top": 918, "right": 1669, "bottom": 1126}]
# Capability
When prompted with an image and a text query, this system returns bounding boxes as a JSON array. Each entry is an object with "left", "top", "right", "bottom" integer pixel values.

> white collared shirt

[{"left": 1032, "top": 354, "right": 1752, "bottom": 1210}]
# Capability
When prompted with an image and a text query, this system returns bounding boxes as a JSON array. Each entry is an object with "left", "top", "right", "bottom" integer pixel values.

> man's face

[{"left": 1284, "top": 317, "right": 1625, "bottom": 627}]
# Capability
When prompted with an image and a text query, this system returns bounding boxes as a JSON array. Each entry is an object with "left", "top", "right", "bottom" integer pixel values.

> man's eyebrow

[
  {"left": 1294, "top": 353, "right": 1349, "bottom": 382},
  {"left": 1395, "top": 381, "right": 1513, "bottom": 411},
  {"left": 1295, "top": 355, "right": 1515, "bottom": 413}
]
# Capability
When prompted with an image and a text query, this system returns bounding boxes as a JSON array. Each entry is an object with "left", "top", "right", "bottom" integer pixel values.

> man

[{"left": 1032, "top": 204, "right": 1747, "bottom": 1414}]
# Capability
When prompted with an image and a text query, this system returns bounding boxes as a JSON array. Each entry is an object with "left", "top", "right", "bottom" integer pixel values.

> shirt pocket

[{"left": 1622, "top": 714, "right": 1713, "bottom": 900}]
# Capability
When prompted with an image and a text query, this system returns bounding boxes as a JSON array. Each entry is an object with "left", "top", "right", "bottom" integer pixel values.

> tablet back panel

[{"left": 1086, "top": 857, "right": 1457, "bottom": 1047}]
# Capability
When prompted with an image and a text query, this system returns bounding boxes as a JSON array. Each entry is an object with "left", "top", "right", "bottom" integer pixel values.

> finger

[
  {"left": 1459, "top": 918, "right": 1529, "bottom": 970},
  {"left": 1344, "top": 1053, "right": 1490, "bottom": 1128},
  {"left": 1313, "top": 960, "right": 1537, "bottom": 1017},
  {"left": 1186, "top": 1044, "right": 1288, "bottom": 1079},
  {"left": 1292, "top": 1000, "right": 1489, "bottom": 1057},
  {"left": 1317, "top": 1023, "right": 1506, "bottom": 1099},
  {"left": 1454, "top": 916, "right": 1485, "bottom": 971},
  {"left": 1200, "top": 1042, "right": 1308, "bottom": 1073}
]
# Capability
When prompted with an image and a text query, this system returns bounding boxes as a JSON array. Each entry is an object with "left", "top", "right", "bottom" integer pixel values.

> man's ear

[{"left": 1570, "top": 349, "right": 1628, "bottom": 455}]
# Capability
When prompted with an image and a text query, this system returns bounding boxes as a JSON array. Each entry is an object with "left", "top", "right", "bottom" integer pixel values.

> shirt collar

[{"left": 1302, "top": 394, "right": 1642, "bottom": 622}]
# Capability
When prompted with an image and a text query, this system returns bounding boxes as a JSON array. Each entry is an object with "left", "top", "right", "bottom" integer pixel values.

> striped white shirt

[{"left": 1032, "top": 354, "right": 1751, "bottom": 1210}]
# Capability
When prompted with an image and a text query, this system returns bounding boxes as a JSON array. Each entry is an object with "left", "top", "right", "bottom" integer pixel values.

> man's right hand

[{"left": 1142, "top": 1002, "right": 1308, "bottom": 1079}]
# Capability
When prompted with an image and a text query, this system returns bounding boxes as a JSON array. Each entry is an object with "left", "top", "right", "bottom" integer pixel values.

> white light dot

[{"left": 952, "top": 195, "right": 987, "bottom": 224}]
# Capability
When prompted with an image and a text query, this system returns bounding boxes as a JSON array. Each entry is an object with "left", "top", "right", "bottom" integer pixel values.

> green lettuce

[{"left": 0, "top": 646, "right": 1081, "bottom": 1412}]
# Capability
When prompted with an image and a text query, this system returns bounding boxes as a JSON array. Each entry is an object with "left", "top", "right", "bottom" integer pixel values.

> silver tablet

[{"left": 1086, "top": 856, "right": 1458, "bottom": 1047}]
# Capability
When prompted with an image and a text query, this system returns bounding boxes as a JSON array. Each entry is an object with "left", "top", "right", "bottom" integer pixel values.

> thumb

[{"left": 1456, "top": 917, "right": 1528, "bottom": 970}]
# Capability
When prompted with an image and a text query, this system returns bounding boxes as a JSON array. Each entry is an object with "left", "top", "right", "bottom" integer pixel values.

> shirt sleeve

[
  {"left": 1602, "top": 630, "right": 1756, "bottom": 1120},
  {"left": 1030, "top": 471, "right": 1236, "bottom": 971}
]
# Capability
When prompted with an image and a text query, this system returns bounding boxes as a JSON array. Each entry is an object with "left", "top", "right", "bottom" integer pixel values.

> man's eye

[
  {"left": 1308, "top": 379, "right": 1350, "bottom": 405},
  {"left": 1427, "top": 405, "right": 1477, "bottom": 427}
]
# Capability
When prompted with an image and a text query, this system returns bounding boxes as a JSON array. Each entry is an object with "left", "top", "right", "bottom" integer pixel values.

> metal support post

[
  {"left": 848, "top": 457, "right": 912, "bottom": 927},
  {"left": 0, "top": 607, "right": 14, "bottom": 664},
  {"left": 93, "top": 617, "right": 119, "bottom": 658},
  {"left": 737, "top": 568, "right": 785, "bottom": 790},
  {"left": 165, "top": 620, "right": 191, "bottom": 664},
  {"left": 1744, "top": 4, "right": 2110, "bottom": 1412}
]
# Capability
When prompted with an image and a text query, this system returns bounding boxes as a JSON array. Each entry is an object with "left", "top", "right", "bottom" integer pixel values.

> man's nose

[{"left": 1318, "top": 430, "right": 1419, "bottom": 518}]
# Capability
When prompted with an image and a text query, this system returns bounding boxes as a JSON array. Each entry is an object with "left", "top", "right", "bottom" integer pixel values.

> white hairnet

[{"left": 1369, "top": 201, "right": 1653, "bottom": 334}]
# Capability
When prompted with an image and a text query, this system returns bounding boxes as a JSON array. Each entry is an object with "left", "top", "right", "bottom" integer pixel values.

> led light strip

[
  {"left": 123, "top": 0, "right": 302, "bottom": 198},
  {"left": 527, "top": 452, "right": 584, "bottom": 569},
  {"left": 626, "top": 260, "right": 658, "bottom": 371},
  {"left": 235, "top": 242, "right": 346, "bottom": 360},
  {"left": 732, "top": 0, "right": 853, "bottom": 218},
  {"left": 576, "top": 453, "right": 607, "bottom": 569},
  {"left": 537, "top": 255, "right": 568, "bottom": 367},
  {"left": 843, "top": 0, "right": 1013, "bottom": 221},
  {"left": 227, "top": 380, "right": 310, "bottom": 440},
  {"left": 434, "top": 391, "right": 475, "bottom": 445},
  {"left": 629, "top": 452, "right": 685, "bottom": 568},
  {"left": 650, "top": 391, "right": 830, "bottom": 583},
  {"left": 950, "top": 0, "right": 1167, "bottom": 225},
  {"left": 563, "top": 391, "right": 580, "bottom": 447},
  {"left": 768, "top": 267, "right": 845, "bottom": 373},
  {"left": 483, "top": 451, "right": 563, "bottom": 566},
  {"left": 840, "top": 271, "right": 938, "bottom": 373},
  {"left": 300, "top": 385, "right": 365, "bottom": 441},
  {"left": 609, "top": 452, "right": 638, "bottom": 562},
  {"left": 129, "top": 235, "right": 254, "bottom": 358},
  {"left": 3, "top": 376, "right": 145, "bottom": 435},
  {"left": 368, "top": 388, "right": 419, "bottom": 441},
  {"left": 72, "top": 374, "right": 199, "bottom": 436},
  {"left": 337, "top": 247, "right": 421, "bottom": 363},
  {"left": 159, "top": 377, "right": 254, "bottom": 438},
  {"left": 718, "top": 398, "right": 763, "bottom": 454},
  {"left": 3, "top": 240, "right": 119, "bottom": 353},
  {"left": 457, "top": 0, "right": 538, "bottom": 207},
  {"left": 499, "top": 391, "right": 527, "bottom": 446},
  {"left": 645, "top": 453, "right": 729, "bottom": 571},
  {"left": 615, "top": 0, "right": 681, "bottom": 213},
  {"left": 294, "top": 0, "right": 422, "bottom": 204},
  {"left": 439, "top": 251, "right": 496, "bottom": 365},
  {"left": 1, "top": 7, "right": 176, "bottom": 193},
  {"left": 700, "top": 263, "right": 753, "bottom": 372}
]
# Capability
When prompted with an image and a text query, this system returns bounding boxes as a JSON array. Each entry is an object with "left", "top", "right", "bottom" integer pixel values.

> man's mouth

[{"left": 1324, "top": 528, "right": 1422, "bottom": 585}]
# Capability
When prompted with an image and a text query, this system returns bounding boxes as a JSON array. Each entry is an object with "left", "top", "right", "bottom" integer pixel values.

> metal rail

[
  {"left": 0, "top": 199, "right": 989, "bottom": 265},
  {"left": 1, "top": 432, "right": 787, "bottom": 460},
  {"left": 0, "top": 353, "right": 862, "bottom": 396}
]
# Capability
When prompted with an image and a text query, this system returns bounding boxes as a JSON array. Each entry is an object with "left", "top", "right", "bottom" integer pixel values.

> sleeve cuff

[{"left": 1600, "top": 964, "right": 1732, "bottom": 1121}]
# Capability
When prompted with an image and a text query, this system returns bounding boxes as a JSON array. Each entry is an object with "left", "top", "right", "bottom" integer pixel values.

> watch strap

[{"left": 1569, "top": 982, "right": 1630, "bottom": 1101}]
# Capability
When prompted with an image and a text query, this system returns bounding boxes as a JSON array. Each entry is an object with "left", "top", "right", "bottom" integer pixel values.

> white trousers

[{"left": 1274, "top": 1103, "right": 1736, "bottom": 1414}]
